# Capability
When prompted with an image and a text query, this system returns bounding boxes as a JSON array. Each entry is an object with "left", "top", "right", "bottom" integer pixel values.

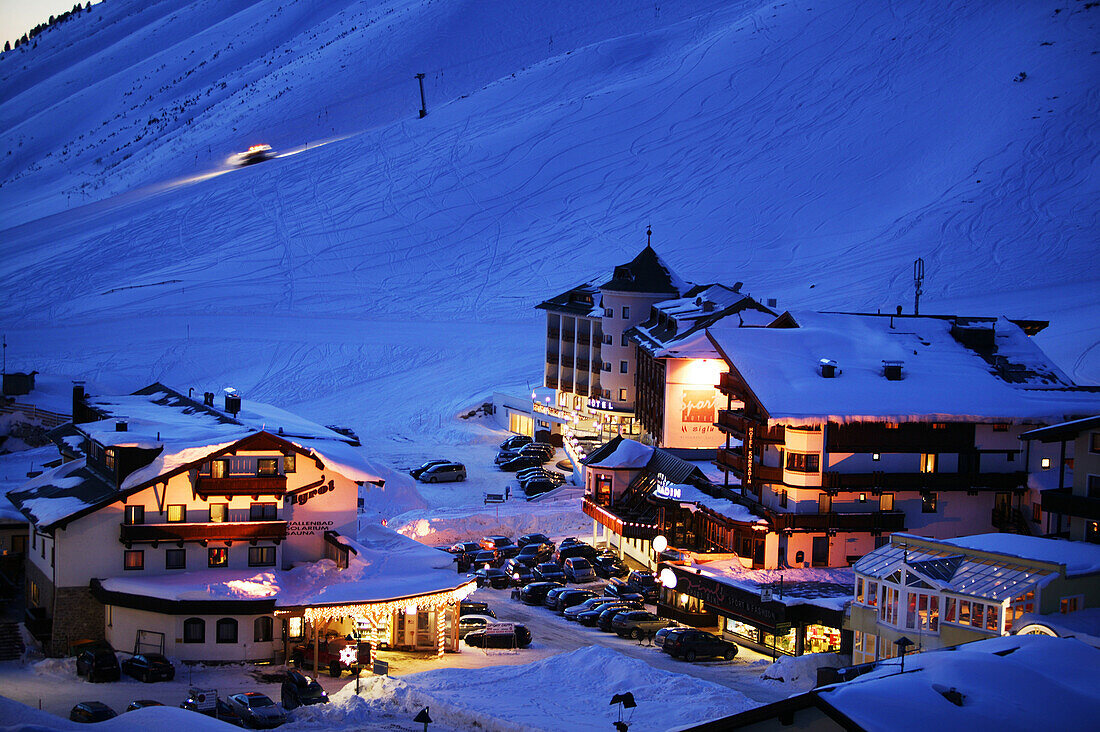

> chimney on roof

[
  {"left": 72, "top": 381, "right": 86, "bottom": 422},
  {"left": 732, "top": 282, "right": 742, "bottom": 293},
  {"left": 115, "top": 419, "right": 128, "bottom": 432},
  {"left": 203, "top": 391, "right": 215, "bottom": 407},
  {"left": 819, "top": 359, "right": 839, "bottom": 378},
  {"left": 767, "top": 298, "right": 778, "bottom": 309},
  {"left": 882, "top": 360, "right": 904, "bottom": 381},
  {"left": 224, "top": 388, "right": 241, "bottom": 416},
  {"left": 702, "top": 301, "right": 716, "bottom": 313}
]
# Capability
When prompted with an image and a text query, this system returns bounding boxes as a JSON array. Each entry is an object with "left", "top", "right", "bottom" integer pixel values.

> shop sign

[
  {"left": 654, "top": 473, "right": 682, "bottom": 499},
  {"left": 287, "top": 520, "right": 333, "bottom": 536},
  {"left": 672, "top": 566, "right": 785, "bottom": 625},
  {"left": 285, "top": 476, "right": 337, "bottom": 506},
  {"left": 485, "top": 622, "right": 515, "bottom": 636}
]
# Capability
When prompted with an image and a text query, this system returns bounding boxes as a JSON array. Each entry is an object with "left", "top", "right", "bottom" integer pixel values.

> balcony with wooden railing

[
  {"left": 715, "top": 449, "right": 783, "bottom": 483},
  {"left": 769, "top": 511, "right": 905, "bottom": 533},
  {"left": 715, "top": 410, "right": 783, "bottom": 443},
  {"left": 194, "top": 474, "right": 287, "bottom": 497},
  {"left": 120, "top": 520, "right": 287, "bottom": 545},
  {"left": 582, "top": 497, "right": 660, "bottom": 540},
  {"left": 820, "top": 471, "right": 1027, "bottom": 493},
  {"left": 1041, "top": 487, "right": 1100, "bottom": 521}
]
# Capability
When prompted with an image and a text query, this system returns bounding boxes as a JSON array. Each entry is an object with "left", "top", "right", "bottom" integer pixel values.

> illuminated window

[
  {"left": 785, "top": 452, "right": 820, "bottom": 473},
  {"left": 993, "top": 424, "right": 1009, "bottom": 432},
  {"left": 872, "top": 453, "right": 880, "bottom": 461},
  {"left": 859, "top": 493, "right": 867, "bottom": 503},
  {"left": 208, "top": 547, "right": 228, "bottom": 568},
  {"left": 618, "top": 389, "right": 627, "bottom": 401},
  {"left": 104, "top": 449, "right": 116, "bottom": 472},
  {"left": 30, "top": 581, "right": 39, "bottom": 606},
  {"left": 257, "top": 458, "right": 278, "bottom": 476},
  {"left": 920, "top": 453, "right": 938, "bottom": 473},
  {"left": 211, "top": 459, "right": 228, "bottom": 479},
  {"left": 167, "top": 504, "right": 186, "bottom": 523},
  {"left": 1041, "top": 457, "right": 1051, "bottom": 470},
  {"left": 123, "top": 550, "right": 144, "bottom": 570},
  {"left": 209, "top": 503, "right": 228, "bottom": 523},
  {"left": 1061, "top": 596, "right": 1081, "bottom": 614},
  {"left": 284, "top": 453, "right": 296, "bottom": 473},
  {"left": 288, "top": 616, "right": 304, "bottom": 639}
]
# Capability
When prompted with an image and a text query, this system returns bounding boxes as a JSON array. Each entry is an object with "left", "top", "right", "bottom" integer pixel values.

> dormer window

[
  {"left": 104, "top": 449, "right": 116, "bottom": 473},
  {"left": 613, "top": 265, "right": 633, "bottom": 281}
]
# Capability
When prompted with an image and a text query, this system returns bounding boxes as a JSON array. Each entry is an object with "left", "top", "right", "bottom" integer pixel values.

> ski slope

[{"left": 1, "top": 0, "right": 1098, "bottom": 450}]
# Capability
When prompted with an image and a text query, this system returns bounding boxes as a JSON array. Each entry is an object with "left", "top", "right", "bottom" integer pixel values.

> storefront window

[
  {"left": 761, "top": 626, "right": 797, "bottom": 655},
  {"left": 805, "top": 624, "right": 841, "bottom": 654},
  {"left": 724, "top": 619, "right": 759, "bottom": 644}
]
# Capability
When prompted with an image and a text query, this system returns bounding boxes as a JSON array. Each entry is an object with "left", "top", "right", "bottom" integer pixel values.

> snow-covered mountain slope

[{"left": 0, "top": 0, "right": 1097, "bottom": 446}]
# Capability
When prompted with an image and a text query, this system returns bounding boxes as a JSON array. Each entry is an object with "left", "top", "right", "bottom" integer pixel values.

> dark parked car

[
  {"left": 654, "top": 625, "right": 684, "bottom": 648},
  {"left": 125, "top": 700, "right": 164, "bottom": 712},
  {"left": 522, "top": 480, "right": 558, "bottom": 498},
  {"left": 563, "top": 557, "right": 598, "bottom": 583},
  {"left": 624, "top": 570, "right": 661, "bottom": 601},
  {"left": 515, "top": 542, "right": 554, "bottom": 566},
  {"left": 281, "top": 669, "right": 329, "bottom": 710},
  {"left": 409, "top": 459, "right": 452, "bottom": 479},
  {"left": 471, "top": 550, "right": 501, "bottom": 568},
  {"left": 418, "top": 462, "right": 466, "bottom": 483},
  {"left": 459, "top": 600, "right": 496, "bottom": 617},
  {"left": 503, "top": 558, "right": 535, "bottom": 586},
  {"left": 533, "top": 562, "right": 566, "bottom": 584},
  {"left": 76, "top": 648, "right": 120, "bottom": 683},
  {"left": 597, "top": 603, "right": 645, "bottom": 631},
  {"left": 499, "top": 455, "right": 545, "bottom": 472},
  {"left": 225, "top": 692, "right": 286, "bottom": 729},
  {"left": 543, "top": 585, "right": 571, "bottom": 609},
  {"left": 121, "top": 653, "right": 175, "bottom": 683},
  {"left": 518, "top": 446, "right": 553, "bottom": 462},
  {"left": 463, "top": 624, "right": 532, "bottom": 649},
  {"left": 562, "top": 596, "right": 617, "bottom": 621},
  {"left": 553, "top": 542, "right": 598, "bottom": 565},
  {"left": 611, "top": 610, "right": 672, "bottom": 639},
  {"left": 593, "top": 554, "right": 629, "bottom": 579},
  {"left": 447, "top": 541, "right": 482, "bottom": 571},
  {"left": 554, "top": 588, "right": 599, "bottom": 614},
  {"left": 469, "top": 567, "right": 511, "bottom": 589},
  {"left": 516, "top": 533, "right": 552, "bottom": 548},
  {"left": 662, "top": 629, "right": 739, "bottom": 661},
  {"left": 604, "top": 582, "right": 645, "bottom": 603},
  {"left": 500, "top": 435, "right": 532, "bottom": 451},
  {"left": 69, "top": 701, "right": 117, "bottom": 723},
  {"left": 577, "top": 601, "right": 640, "bottom": 627},
  {"left": 495, "top": 449, "right": 522, "bottom": 465},
  {"left": 480, "top": 535, "right": 514, "bottom": 550},
  {"left": 518, "top": 581, "right": 563, "bottom": 605}
]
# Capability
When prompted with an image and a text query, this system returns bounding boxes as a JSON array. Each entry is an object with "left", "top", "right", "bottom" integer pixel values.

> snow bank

[
  {"left": 390, "top": 493, "right": 589, "bottom": 547},
  {"left": 760, "top": 652, "right": 848, "bottom": 692},
  {"left": 0, "top": 694, "right": 236, "bottom": 731}
]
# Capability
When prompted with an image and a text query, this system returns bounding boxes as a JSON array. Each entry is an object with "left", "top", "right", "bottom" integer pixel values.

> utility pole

[
  {"left": 415, "top": 73, "right": 427, "bottom": 118},
  {"left": 913, "top": 257, "right": 925, "bottom": 316}
]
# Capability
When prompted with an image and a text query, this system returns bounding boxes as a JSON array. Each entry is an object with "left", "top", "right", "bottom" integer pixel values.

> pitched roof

[{"left": 599, "top": 245, "right": 688, "bottom": 294}]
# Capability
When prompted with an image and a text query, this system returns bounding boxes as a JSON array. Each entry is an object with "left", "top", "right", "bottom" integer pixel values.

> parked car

[
  {"left": 518, "top": 581, "right": 562, "bottom": 606},
  {"left": 624, "top": 570, "right": 661, "bottom": 601},
  {"left": 457, "top": 613, "right": 498, "bottom": 639},
  {"left": 515, "top": 542, "right": 554, "bottom": 565},
  {"left": 503, "top": 558, "right": 535, "bottom": 586},
  {"left": 593, "top": 554, "right": 629, "bottom": 579},
  {"left": 463, "top": 624, "right": 532, "bottom": 649},
  {"left": 516, "top": 532, "right": 552, "bottom": 548},
  {"left": 533, "top": 562, "right": 567, "bottom": 584},
  {"left": 121, "top": 653, "right": 175, "bottom": 683},
  {"left": 280, "top": 669, "right": 329, "bottom": 710},
  {"left": 554, "top": 588, "right": 599, "bottom": 614},
  {"left": 523, "top": 442, "right": 556, "bottom": 456},
  {"left": 654, "top": 625, "right": 684, "bottom": 648},
  {"left": 518, "top": 446, "right": 553, "bottom": 462},
  {"left": 225, "top": 692, "right": 286, "bottom": 729},
  {"left": 515, "top": 467, "right": 560, "bottom": 482},
  {"left": 418, "top": 462, "right": 466, "bottom": 483},
  {"left": 522, "top": 480, "right": 558, "bottom": 498},
  {"left": 603, "top": 581, "right": 645, "bottom": 603},
  {"left": 469, "top": 567, "right": 511, "bottom": 589},
  {"left": 611, "top": 610, "right": 672, "bottom": 639},
  {"left": 499, "top": 455, "right": 544, "bottom": 472},
  {"left": 292, "top": 634, "right": 359, "bottom": 676},
  {"left": 76, "top": 647, "right": 120, "bottom": 682},
  {"left": 480, "top": 535, "right": 514, "bottom": 550},
  {"left": 579, "top": 601, "right": 640, "bottom": 627},
  {"left": 471, "top": 550, "right": 501, "bottom": 568},
  {"left": 500, "top": 435, "right": 532, "bottom": 451},
  {"left": 598, "top": 603, "right": 646, "bottom": 632},
  {"left": 562, "top": 596, "right": 617, "bottom": 621},
  {"left": 69, "top": 701, "right": 117, "bottom": 723},
  {"left": 662, "top": 629, "right": 738, "bottom": 661},
  {"left": 554, "top": 541, "right": 598, "bottom": 565},
  {"left": 459, "top": 600, "right": 496, "bottom": 617},
  {"left": 542, "top": 585, "right": 570, "bottom": 609},
  {"left": 125, "top": 700, "right": 164, "bottom": 712},
  {"left": 409, "top": 459, "right": 452, "bottom": 479},
  {"left": 447, "top": 541, "right": 482, "bottom": 571},
  {"left": 563, "top": 556, "right": 598, "bottom": 583}
]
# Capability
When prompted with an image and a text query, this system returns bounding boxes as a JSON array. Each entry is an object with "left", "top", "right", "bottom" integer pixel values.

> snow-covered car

[
  {"left": 280, "top": 670, "right": 328, "bottom": 710},
  {"left": 120, "top": 653, "right": 175, "bottom": 682},
  {"left": 225, "top": 692, "right": 286, "bottom": 728},
  {"left": 124, "top": 700, "right": 164, "bottom": 712},
  {"left": 233, "top": 144, "right": 275, "bottom": 165},
  {"left": 463, "top": 623, "right": 532, "bottom": 649},
  {"left": 457, "top": 613, "right": 498, "bottom": 638}
]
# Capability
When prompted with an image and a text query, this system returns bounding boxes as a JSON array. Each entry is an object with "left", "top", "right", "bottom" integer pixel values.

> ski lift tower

[{"left": 913, "top": 257, "right": 925, "bottom": 316}]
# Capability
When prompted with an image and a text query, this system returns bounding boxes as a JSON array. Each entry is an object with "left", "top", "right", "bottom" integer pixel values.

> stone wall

[{"left": 49, "top": 585, "right": 105, "bottom": 656}]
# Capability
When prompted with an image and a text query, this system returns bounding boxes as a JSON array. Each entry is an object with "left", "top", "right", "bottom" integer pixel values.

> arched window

[
  {"left": 183, "top": 618, "right": 205, "bottom": 644},
  {"left": 254, "top": 616, "right": 273, "bottom": 643},
  {"left": 216, "top": 617, "right": 238, "bottom": 644}
]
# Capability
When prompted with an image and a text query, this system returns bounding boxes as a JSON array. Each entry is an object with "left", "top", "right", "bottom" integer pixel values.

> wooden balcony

[
  {"left": 715, "top": 410, "right": 783, "bottom": 443},
  {"left": 717, "top": 371, "right": 744, "bottom": 397},
  {"left": 1042, "top": 487, "right": 1100, "bottom": 521},
  {"left": 120, "top": 521, "right": 287, "bottom": 544},
  {"left": 715, "top": 449, "right": 783, "bottom": 483},
  {"left": 769, "top": 511, "right": 905, "bottom": 533},
  {"left": 820, "top": 471, "right": 1027, "bottom": 492},
  {"left": 582, "top": 497, "right": 659, "bottom": 540},
  {"left": 194, "top": 475, "right": 287, "bottom": 497}
]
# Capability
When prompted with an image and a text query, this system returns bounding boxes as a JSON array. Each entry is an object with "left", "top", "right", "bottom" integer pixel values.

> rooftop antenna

[{"left": 914, "top": 257, "right": 925, "bottom": 315}]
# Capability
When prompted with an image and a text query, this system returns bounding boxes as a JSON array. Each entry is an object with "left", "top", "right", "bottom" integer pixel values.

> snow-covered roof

[
  {"left": 630, "top": 283, "right": 775, "bottom": 358},
  {"left": 819, "top": 635, "right": 1100, "bottom": 731},
  {"left": 707, "top": 313, "right": 1100, "bottom": 425},
  {"left": 658, "top": 483, "right": 763, "bottom": 524},
  {"left": 691, "top": 558, "right": 854, "bottom": 611},
  {"left": 100, "top": 523, "right": 473, "bottom": 608},
  {"left": 600, "top": 244, "right": 689, "bottom": 295},
  {"left": 5, "top": 458, "right": 115, "bottom": 529},
  {"left": 853, "top": 533, "right": 1100, "bottom": 602},
  {"left": 1013, "top": 608, "right": 1100, "bottom": 648},
  {"left": 583, "top": 436, "right": 654, "bottom": 469}
]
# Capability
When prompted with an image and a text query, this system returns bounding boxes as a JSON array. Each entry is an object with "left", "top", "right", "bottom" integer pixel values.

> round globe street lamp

[
  {"left": 659, "top": 567, "right": 678, "bottom": 589},
  {"left": 652, "top": 535, "right": 668, "bottom": 553}
]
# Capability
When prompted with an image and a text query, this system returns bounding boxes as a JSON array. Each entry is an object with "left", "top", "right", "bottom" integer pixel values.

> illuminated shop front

[{"left": 657, "top": 562, "right": 848, "bottom": 657}]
